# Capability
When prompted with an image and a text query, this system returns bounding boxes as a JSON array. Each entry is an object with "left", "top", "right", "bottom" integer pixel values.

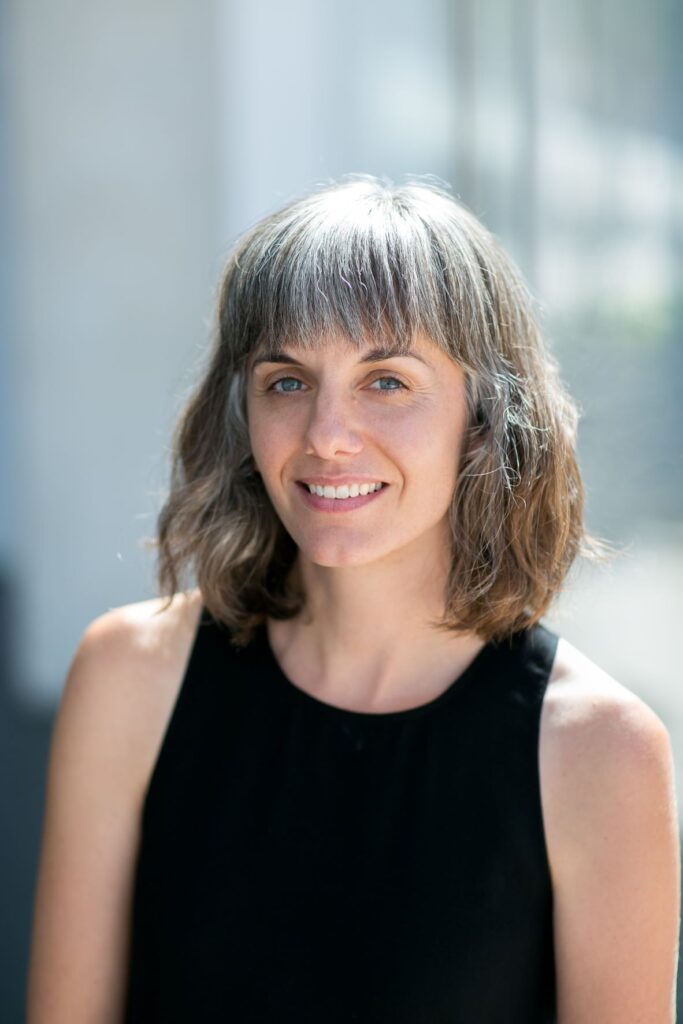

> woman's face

[{"left": 246, "top": 331, "right": 470, "bottom": 569}]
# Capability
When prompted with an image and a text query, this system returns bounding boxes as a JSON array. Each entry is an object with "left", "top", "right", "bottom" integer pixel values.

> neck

[
  {"left": 270, "top": 523, "right": 484, "bottom": 711},
  {"left": 298, "top": 536, "right": 450, "bottom": 646}
]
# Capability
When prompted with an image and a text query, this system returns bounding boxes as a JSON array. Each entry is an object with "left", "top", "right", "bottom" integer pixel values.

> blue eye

[
  {"left": 371, "top": 376, "right": 407, "bottom": 392},
  {"left": 268, "top": 375, "right": 407, "bottom": 395},
  {"left": 269, "top": 377, "right": 303, "bottom": 393}
]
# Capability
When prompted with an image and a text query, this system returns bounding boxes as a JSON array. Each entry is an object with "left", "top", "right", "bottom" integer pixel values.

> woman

[{"left": 28, "top": 176, "right": 680, "bottom": 1022}]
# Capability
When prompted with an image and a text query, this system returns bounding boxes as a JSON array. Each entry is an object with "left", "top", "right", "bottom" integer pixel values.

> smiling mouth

[
  {"left": 295, "top": 481, "right": 390, "bottom": 508},
  {"left": 296, "top": 481, "right": 387, "bottom": 495}
]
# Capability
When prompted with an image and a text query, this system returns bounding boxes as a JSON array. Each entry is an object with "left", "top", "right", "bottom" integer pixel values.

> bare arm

[
  {"left": 26, "top": 594, "right": 200, "bottom": 1023},
  {"left": 542, "top": 687, "right": 681, "bottom": 1023}
]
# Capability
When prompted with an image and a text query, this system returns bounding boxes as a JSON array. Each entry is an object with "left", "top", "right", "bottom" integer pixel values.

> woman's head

[
  {"left": 246, "top": 328, "right": 470, "bottom": 579},
  {"left": 155, "top": 174, "right": 603, "bottom": 644}
]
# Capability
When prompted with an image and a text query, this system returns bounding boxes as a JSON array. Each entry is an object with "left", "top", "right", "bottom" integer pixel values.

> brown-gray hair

[{"left": 153, "top": 173, "right": 608, "bottom": 645}]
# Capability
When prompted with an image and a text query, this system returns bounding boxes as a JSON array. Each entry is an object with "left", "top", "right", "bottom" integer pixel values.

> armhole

[
  {"left": 534, "top": 621, "right": 561, "bottom": 896},
  {"left": 138, "top": 603, "right": 209, "bottom": 826}
]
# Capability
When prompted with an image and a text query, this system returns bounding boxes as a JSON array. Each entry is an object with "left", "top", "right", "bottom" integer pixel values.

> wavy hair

[{"left": 153, "top": 174, "right": 609, "bottom": 645}]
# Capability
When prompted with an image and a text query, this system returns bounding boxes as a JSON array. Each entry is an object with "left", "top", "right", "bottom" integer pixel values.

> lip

[{"left": 295, "top": 480, "right": 389, "bottom": 513}]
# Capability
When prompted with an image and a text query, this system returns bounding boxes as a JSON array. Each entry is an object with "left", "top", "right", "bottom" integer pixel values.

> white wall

[{"left": 6, "top": 1, "right": 221, "bottom": 703}]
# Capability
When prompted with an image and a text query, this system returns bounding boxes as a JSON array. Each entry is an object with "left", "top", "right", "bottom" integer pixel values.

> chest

[{"left": 125, "top": 675, "right": 556, "bottom": 1022}]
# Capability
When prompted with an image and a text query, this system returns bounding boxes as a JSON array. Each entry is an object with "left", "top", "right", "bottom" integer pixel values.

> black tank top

[{"left": 124, "top": 608, "right": 559, "bottom": 1023}]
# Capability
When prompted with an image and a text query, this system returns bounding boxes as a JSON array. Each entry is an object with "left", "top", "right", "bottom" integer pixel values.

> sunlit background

[{"left": 1, "top": 0, "right": 681, "bottom": 1017}]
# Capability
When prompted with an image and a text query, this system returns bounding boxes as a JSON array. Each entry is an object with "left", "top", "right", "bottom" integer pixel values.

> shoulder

[
  {"left": 58, "top": 588, "right": 204, "bottom": 807},
  {"left": 538, "top": 636, "right": 680, "bottom": 1019},
  {"left": 542, "top": 634, "right": 671, "bottom": 766},
  {"left": 79, "top": 588, "right": 204, "bottom": 671},
  {"left": 540, "top": 632, "right": 677, "bottom": 872}
]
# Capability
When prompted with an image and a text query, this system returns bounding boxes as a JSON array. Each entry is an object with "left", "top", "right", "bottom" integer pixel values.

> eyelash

[{"left": 266, "top": 375, "right": 408, "bottom": 396}]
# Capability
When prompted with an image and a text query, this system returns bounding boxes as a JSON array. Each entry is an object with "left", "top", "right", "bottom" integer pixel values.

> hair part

[{"left": 151, "top": 173, "right": 611, "bottom": 645}]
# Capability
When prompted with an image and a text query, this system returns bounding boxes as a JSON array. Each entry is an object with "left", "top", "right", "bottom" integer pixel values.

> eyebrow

[{"left": 250, "top": 345, "right": 432, "bottom": 371}]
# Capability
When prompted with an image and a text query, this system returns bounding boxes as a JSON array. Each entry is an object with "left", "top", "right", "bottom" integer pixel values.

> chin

[{"left": 295, "top": 536, "right": 396, "bottom": 569}]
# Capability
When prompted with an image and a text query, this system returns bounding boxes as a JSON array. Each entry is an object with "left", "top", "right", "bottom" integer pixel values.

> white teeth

[{"left": 307, "top": 482, "right": 384, "bottom": 499}]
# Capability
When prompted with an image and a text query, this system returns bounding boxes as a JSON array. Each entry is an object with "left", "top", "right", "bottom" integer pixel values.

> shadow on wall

[
  {"left": 0, "top": 569, "right": 681, "bottom": 1021},
  {"left": 0, "top": 570, "right": 54, "bottom": 1022}
]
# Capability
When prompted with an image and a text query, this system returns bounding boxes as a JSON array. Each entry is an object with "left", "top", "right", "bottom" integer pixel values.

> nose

[{"left": 303, "top": 387, "right": 364, "bottom": 460}]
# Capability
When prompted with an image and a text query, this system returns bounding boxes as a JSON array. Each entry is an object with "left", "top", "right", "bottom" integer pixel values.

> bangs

[{"left": 222, "top": 180, "right": 461, "bottom": 364}]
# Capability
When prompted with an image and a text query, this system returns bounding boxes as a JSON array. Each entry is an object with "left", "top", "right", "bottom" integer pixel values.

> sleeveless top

[{"left": 124, "top": 608, "right": 559, "bottom": 1023}]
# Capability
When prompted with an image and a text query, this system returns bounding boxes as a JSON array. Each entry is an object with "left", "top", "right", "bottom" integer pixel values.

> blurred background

[{"left": 1, "top": 0, "right": 681, "bottom": 1017}]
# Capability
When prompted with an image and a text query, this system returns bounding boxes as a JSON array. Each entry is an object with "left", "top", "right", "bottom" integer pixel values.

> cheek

[
  {"left": 389, "top": 403, "right": 465, "bottom": 478},
  {"left": 247, "top": 404, "right": 292, "bottom": 470},
  {"left": 404, "top": 430, "right": 464, "bottom": 530},
  {"left": 248, "top": 417, "right": 269, "bottom": 461}
]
